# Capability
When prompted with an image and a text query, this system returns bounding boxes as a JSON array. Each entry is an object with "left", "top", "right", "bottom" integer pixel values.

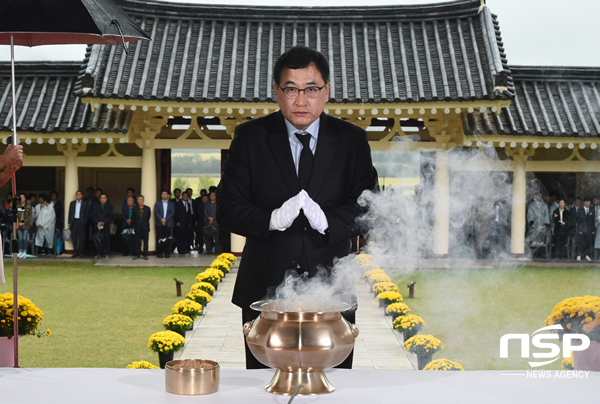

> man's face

[
  {"left": 594, "top": 198, "right": 599, "bottom": 206},
  {"left": 274, "top": 63, "right": 330, "bottom": 131},
  {"left": 137, "top": 197, "right": 144, "bottom": 207},
  {"left": 209, "top": 192, "right": 216, "bottom": 202},
  {"left": 76, "top": 192, "right": 83, "bottom": 201},
  {"left": 175, "top": 190, "right": 181, "bottom": 198},
  {"left": 584, "top": 201, "right": 591, "bottom": 208},
  {"left": 127, "top": 196, "right": 134, "bottom": 207},
  {"left": 202, "top": 195, "right": 209, "bottom": 203},
  {"left": 568, "top": 197, "right": 575, "bottom": 205},
  {"left": 127, "top": 190, "right": 134, "bottom": 198},
  {"left": 100, "top": 195, "right": 107, "bottom": 204},
  {"left": 186, "top": 189, "right": 193, "bottom": 197},
  {"left": 161, "top": 192, "right": 169, "bottom": 201},
  {"left": 535, "top": 194, "right": 543, "bottom": 202},
  {"left": 95, "top": 190, "right": 102, "bottom": 199},
  {"left": 182, "top": 193, "right": 188, "bottom": 201},
  {"left": 559, "top": 200, "right": 565, "bottom": 209},
  {"left": 576, "top": 199, "right": 581, "bottom": 207}
]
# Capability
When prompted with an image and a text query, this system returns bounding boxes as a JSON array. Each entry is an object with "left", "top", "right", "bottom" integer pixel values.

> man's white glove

[
  {"left": 270, "top": 191, "right": 305, "bottom": 231},
  {"left": 301, "top": 190, "right": 329, "bottom": 235}
]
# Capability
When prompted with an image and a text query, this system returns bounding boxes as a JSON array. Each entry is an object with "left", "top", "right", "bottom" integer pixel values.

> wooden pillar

[
  {"left": 141, "top": 139, "right": 157, "bottom": 253},
  {"left": 511, "top": 155, "right": 527, "bottom": 257},
  {"left": 433, "top": 150, "right": 449, "bottom": 257}
]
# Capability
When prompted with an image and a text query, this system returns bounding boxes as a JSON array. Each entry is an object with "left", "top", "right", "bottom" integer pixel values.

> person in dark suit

[
  {"left": 194, "top": 194, "right": 206, "bottom": 253},
  {"left": 154, "top": 190, "right": 175, "bottom": 259},
  {"left": 92, "top": 193, "right": 114, "bottom": 259},
  {"left": 68, "top": 190, "right": 88, "bottom": 258},
  {"left": 552, "top": 197, "right": 571, "bottom": 259},
  {"left": 217, "top": 46, "right": 378, "bottom": 369},
  {"left": 175, "top": 191, "right": 193, "bottom": 254},
  {"left": 132, "top": 195, "right": 151, "bottom": 260},
  {"left": 575, "top": 197, "right": 596, "bottom": 261}
]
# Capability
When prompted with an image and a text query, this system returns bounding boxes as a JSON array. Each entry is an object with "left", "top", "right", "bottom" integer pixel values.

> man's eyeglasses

[{"left": 278, "top": 85, "right": 326, "bottom": 99}]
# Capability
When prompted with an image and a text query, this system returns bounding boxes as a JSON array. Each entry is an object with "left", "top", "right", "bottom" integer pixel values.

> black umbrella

[{"left": 0, "top": 0, "right": 150, "bottom": 367}]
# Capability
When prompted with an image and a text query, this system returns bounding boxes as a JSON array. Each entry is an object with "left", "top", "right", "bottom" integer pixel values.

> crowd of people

[{"left": 3, "top": 185, "right": 223, "bottom": 259}]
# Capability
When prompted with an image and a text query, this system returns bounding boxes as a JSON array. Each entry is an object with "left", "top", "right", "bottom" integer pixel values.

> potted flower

[
  {"left": 218, "top": 253, "right": 237, "bottom": 263},
  {"left": 423, "top": 359, "right": 464, "bottom": 371},
  {"left": 545, "top": 295, "right": 600, "bottom": 371},
  {"left": 371, "top": 281, "right": 395, "bottom": 293},
  {"left": 355, "top": 253, "right": 374, "bottom": 265},
  {"left": 404, "top": 335, "right": 444, "bottom": 370},
  {"left": 205, "top": 267, "right": 225, "bottom": 280},
  {"left": 372, "top": 282, "right": 399, "bottom": 295},
  {"left": 196, "top": 271, "right": 220, "bottom": 288},
  {"left": 126, "top": 360, "right": 160, "bottom": 369},
  {"left": 163, "top": 314, "right": 194, "bottom": 337},
  {"left": 562, "top": 355, "right": 574, "bottom": 370},
  {"left": 376, "top": 291, "right": 403, "bottom": 307},
  {"left": 186, "top": 289, "right": 212, "bottom": 306},
  {"left": 191, "top": 282, "right": 215, "bottom": 296},
  {"left": 0, "top": 293, "right": 48, "bottom": 367},
  {"left": 362, "top": 267, "right": 384, "bottom": 280},
  {"left": 386, "top": 302, "right": 410, "bottom": 318},
  {"left": 368, "top": 273, "right": 392, "bottom": 285},
  {"left": 393, "top": 314, "right": 425, "bottom": 341},
  {"left": 148, "top": 331, "right": 186, "bottom": 369},
  {"left": 211, "top": 258, "right": 231, "bottom": 273},
  {"left": 172, "top": 299, "right": 203, "bottom": 320}
]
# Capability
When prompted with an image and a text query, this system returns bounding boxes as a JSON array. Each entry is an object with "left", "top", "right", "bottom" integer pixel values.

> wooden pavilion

[{"left": 0, "top": 0, "right": 599, "bottom": 257}]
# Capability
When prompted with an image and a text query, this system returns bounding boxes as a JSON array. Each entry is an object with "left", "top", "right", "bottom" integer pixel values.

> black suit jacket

[
  {"left": 68, "top": 200, "right": 88, "bottom": 226},
  {"left": 132, "top": 205, "right": 151, "bottom": 233},
  {"left": 575, "top": 207, "right": 596, "bottom": 234},
  {"left": 175, "top": 200, "right": 193, "bottom": 228},
  {"left": 217, "top": 111, "right": 378, "bottom": 309}
]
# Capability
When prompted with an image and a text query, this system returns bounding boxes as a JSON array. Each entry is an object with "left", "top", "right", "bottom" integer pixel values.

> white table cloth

[{"left": 0, "top": 368, "right": 597, "bottom": 403}]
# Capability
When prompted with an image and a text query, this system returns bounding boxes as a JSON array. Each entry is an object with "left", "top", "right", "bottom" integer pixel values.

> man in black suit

[
  {"left": 175, "top": 191, "right": 193, "bottom": 254},
  {"left": 575, "top": 197, "right": 596, "bottom": 261},
  {"left": 154, "top": 190, "right": 175, "bottom": 258},
  {"left": 68, "top": 190, "right": 88, "bottom": 258},
  {"left": 218, "top": 46, "right": 378, "bottom": 369},
  {"left": 194, "top": 194, "right": 206, "bottom": 253},
  {"left": 92, "top": 193, "right": 114, "bottom": 259},
  {"left": 552, "top": 197, "right": 571, "bottom": 259},
  {"left": 132, "top": 195, "right": 151, "bottom": 260}
]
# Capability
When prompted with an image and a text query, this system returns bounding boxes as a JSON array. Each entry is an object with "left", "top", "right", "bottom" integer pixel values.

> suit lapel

[
  {"left": 308, "top": 114, "right": 340, "bottom": 197},
  {"left": 266, "top": 112, "right": 300, "bottom": 196}
]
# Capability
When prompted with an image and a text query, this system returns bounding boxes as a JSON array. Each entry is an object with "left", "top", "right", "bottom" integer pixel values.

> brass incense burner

[{"left": 243, "top": 300, "right": 359, "bottom": 396}]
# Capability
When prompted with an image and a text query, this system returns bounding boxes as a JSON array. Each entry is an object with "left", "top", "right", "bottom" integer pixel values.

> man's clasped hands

[{"left": 270, "top": 190, "right": 328, "bottom": 234}]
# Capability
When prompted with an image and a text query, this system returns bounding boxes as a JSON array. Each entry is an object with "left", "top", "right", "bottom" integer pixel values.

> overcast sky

[{"left": 0, "top": 0, "right": 598, "bottom": 67}]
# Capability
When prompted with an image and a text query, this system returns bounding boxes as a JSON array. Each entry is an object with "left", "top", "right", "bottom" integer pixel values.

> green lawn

[
  {"left": 0, "top": 262, "right": 203, "bottom": 368},
  {"left": 391, "top": 267, "right": 600, "bottom": 370}
]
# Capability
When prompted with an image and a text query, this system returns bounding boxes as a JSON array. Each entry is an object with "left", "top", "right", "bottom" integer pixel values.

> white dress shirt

[
  {"left": 162, "top": 201, "right": 169, "bottom": 218},
  {"left": 284, "top": 118, "right": 320, "bottom": 174},
  {"left": 74, "top": 200, "right": 82, "bottom": 219}
]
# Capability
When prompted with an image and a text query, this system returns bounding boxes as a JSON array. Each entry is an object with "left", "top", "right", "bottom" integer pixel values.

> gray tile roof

[
  {"left": 76, "top": 0, "right": 512, "bottom": 103},
  {"left": 0, "top": 62, "right": 129, "bottom": 134},
  {"left": 464, "top": 66, "right": 600, "bottom": 138}
]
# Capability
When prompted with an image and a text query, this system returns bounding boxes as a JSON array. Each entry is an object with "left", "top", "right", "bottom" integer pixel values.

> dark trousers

[
  {"left": 95, "top": 226, "right": 111, "bottom": 255},
  {"left": 576, "top": 232, "right": 594, "bottom": 257},
  {"left": 242, "top": 308, "right": 356, "bottom": 370},
  {"left": 177, "top": 225, "right": 190, "bottom": 253},
  {"left": 554, "top": 227, "right": 569, "bottom": 259},
  {"left": 134, "top": 228, "right": 149, "bottom": 257},
  {"left": 71, "top": 219, "right": 85, "bottom": 255},
  {"left": 156, "top": 226, "right": 172, "bottom": 257}
]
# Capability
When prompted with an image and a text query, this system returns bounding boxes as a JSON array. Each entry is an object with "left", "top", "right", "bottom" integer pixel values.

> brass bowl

[
  {"left": 165, "top": 359, "right": 220, "bottom": 395},
  {"left": 243, "top": 300, "right": 359, "bottom": 396}
]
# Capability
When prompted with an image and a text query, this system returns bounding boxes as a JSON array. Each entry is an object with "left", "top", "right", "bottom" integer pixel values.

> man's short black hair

[
  {"left": 161, "top": 189, "right": 171, "bottom": 195},
  {"left": 127, "top": 187, "right": 135, "bottom": 193},
  {"left": 174, "top": 188, "right": 181, "bottom": 194},
  {"left": 273, "top": 46, "right": 330, "bottom": 86},
  {"left": 208, "top": 186, "right": 217, "bottom": 193},
  {"left": 38, "top": 193, "right": 47, "bottom": 203},
  {"left": 87, "top": 187, "right": 94, "bottom": 192},
  {"left": 96, "top": 188, "right": 103, "bottom": 193},
  {"left": 51, "top": 190, "right": 58, "bottom": 198},
  {"left": 583, "top": 197, "right": 591, "bottom": 202}
]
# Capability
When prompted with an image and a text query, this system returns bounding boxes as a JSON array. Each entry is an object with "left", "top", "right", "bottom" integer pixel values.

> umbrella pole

[{"left": 10, "top": 33, "right": 19, "bottom": 368}]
